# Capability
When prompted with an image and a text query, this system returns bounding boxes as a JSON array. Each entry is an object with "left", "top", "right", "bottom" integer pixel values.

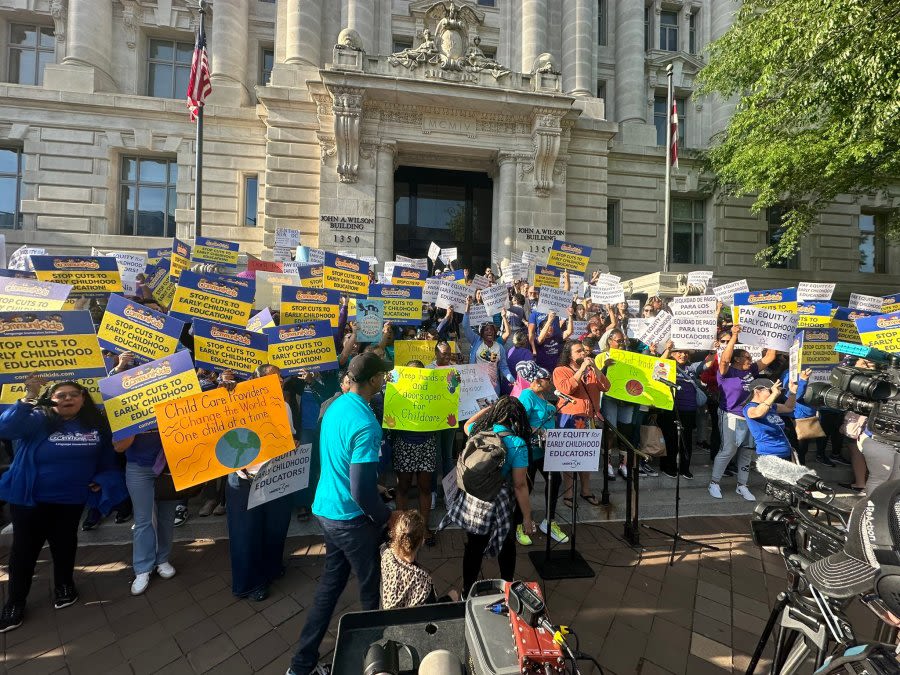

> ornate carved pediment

[
  {"left": 646, "top": 51, "right": 704, "bottom": 90},
  {"left": 328, "top": 86, "right": 365, "bottom": 183}
]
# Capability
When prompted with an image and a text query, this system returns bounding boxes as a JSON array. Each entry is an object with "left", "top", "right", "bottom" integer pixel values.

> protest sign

[
  {"left": 501, "top": 262, "right": 529, "bottom": 283},
  {"left": 543, "top": 429, "right": 603, "bottom": 472},
  {"left": 626, "top": 318, "right": 651, "bottom": 340},
  {"left": 356, "top": 299, "right": 384, "bottom": 342},
  {"left": 31, "top": 255, "right": 123, "bottom": 298},
  {"left": 627, "top": 299, "right": 641, "bottom": 315},
  {"left": 855, "top": 312, "right": 900, "bottom": 354},
  {"left": 170, "top": 239, "right": 192, "bottom": 280},
  {"left": 547, "top": 240, "right": 592, "bottom": 274},
  {"left": 369, "top": 284, "right": 423, "bottom": 325},
  {"left": 470, "top": 275, "right": 490, "bottom": 291},
  {"left": 0, "top": 311, "right": 107, "bottom": 387},
  {"left": 191, "top": 236, "right": 240, "bottom": 268},
  {"left": 247, "top": 255, "right": 284, "bottom": 274},
  {"left": 395, "top": 255, "right": 428, "bottom": 271},
  {"left": 671, "top": 315, "right": 717, "bottom": 350},
  {"left": 100, "top": 350, "right": 202, "bottom": 440},
  {"left": 734, "top": 287, "right": 798, "bottom": 314},
  {"left": 265, "top": 320, "right": 338, "bottom": 374},
  {"left": 537, "top": 285, "right": 573, "bottom": 316},
  {"left": 0, "top": 277, "right": 71, "bottom": 311},
  {"left": 255, "top": 271, "right": 301, "bottom": 309},
  {"left": 441, "top": 469, "right": 459, "bottom": 506},
  {"left": 849, "top": 293, "right": 885, "bottom": 314},
  {"left": 533, "top": 266, "right": 561, "bottom": 289},
  {"left": 796, "top": 328, "right": 839, "bottom": 368},
  {"left": 427, "top": 242, "right": 440, "bottom": 261},
  {"left": 147, "top": 247, "right": 170, "bottom": 265},
  {"left": 640, "top": 312, "right": 672, "bottom": 353},
  {"left": 0, "top": 269, "right": 37, "bottom": 280},
  {"left": 422, "top": 276, "right": 441, "bottom": 304},
  {"left": 737, "top": 306, "right": 799, "bottom": 353},
  {"left": 248, "top": 444, "right": 312, "bottom": 509},
  {"left": 296, "top": 246, "right": 326, "bottom": 265},
  {"left": 797, "top": 301, "right": 835, "bottom": 328},
  {"left": 439, "top": 247, "right": 458, "bottom": 265},
  {"left": 436, "top": 277, "right": 471, "bottom": 311},
  {"left": 797, "top": 283, "right": 836, "bottom": 302},
  {"left": 598, "top": 273, "right": 621, "bottom": 284},
  {"left": 147, "top": 260, "right": 176, "bottom": 307},
  {"left": 712, "top": 279, "right": 749, "bottom": 306},
  {"left": 322, "top": 251, "right": 369, "bottom": 296},
  {"left": 97, "top": 294, "right": 184, "bottom": 363},
  {"left": 383, "top": 367, "right": 459, "bottom": 432},
  {"left": 480, "top": 284, "right": 509, "bottom": 316},
  {"left": 246, "top": 308, "right": 275, "bottom": 333},
  {"left": 467, "top": 303, "right": 491, "bottom": 326},
  {"left": 686, "top": 271, "right": 714, "bottom": 290},
  {"left": 169, "top": 271, "right": 254, "bottom": 327},
  {"left": 0, "top": 377, "right": 104, "bottom": 409},
  {"left": 832, "top": 307, "right": 875, "bottom": 343},
  {"left": 570, "top": 320, "right": 588, "bottom": 336},
  {"left": 94, "top": 250, "right": 147, "bottom": 281},
  {"left": 440, "top": 364, "right": 496, "bottom": 419},
  {"left": 192, "top": 319, "right": 268, "bottom": 376},
  {"left": 670, "top": 295, "right": 717, "bottom": 317},
  {"left": 590, "top": 281, "right": 625, "bottom": 306},
  {"left": 156, "top": 374, "right": 295, "bottom": 491},
  {"left": 394, "top": 340, "right": 457, "bottom": 366},
  {"left": 280, "top": 287, "right": 342, "bottom": 327},
  {"left": 601, "top": 349, "right": 675, "bottom": 410},
  {"left": 882, "top": 294, "right": 900, "bottom": 313},
  {"left": 391, "top": 266, "right": 428, "bottom": 287},
  {"left": 274, "top": 228, "right": 301, "bottom": 261},
  {"left": 8, "top": 246, "right": 45, "bottom": 271}
]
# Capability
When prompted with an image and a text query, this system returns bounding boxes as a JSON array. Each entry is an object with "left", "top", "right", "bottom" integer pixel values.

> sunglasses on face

[{"left": 52, "top": 391, "right": 82, "bottom": 400}]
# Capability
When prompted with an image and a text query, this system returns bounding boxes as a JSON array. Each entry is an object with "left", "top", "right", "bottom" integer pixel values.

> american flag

[
  {"left": 186, "top": 17, "right": 211, "bottom": 121},
  {"left": 670, "top": 98, "right": 679, "bottom": 169}
]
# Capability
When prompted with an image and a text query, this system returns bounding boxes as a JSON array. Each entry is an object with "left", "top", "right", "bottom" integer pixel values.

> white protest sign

[
  {"left": 427, "top": 241, "right": 440, "bottom": 262},
  {"left": 8, "top": 246, "right": 45, "bottom": 271},
  {"left": 670, "top": 295, "right": 717, "bottom": 317},
  {"left": 570, "top": 320, "right": 588, "bottom": 336},
  {"left": 734, "top": 343, "right": 764, "bottom": 361},
  {"left": 441, "top": 468, "right": 460, "bottom": 506},
  {"left": 256, "top": 271, "right": 301, "bottom": 309},
  {"left": 471, "top": 274, "right": 490, "bottom": 290},
  {"left": 598, "top": 273, "right": 621, "bottom": 284},
  {"left": 640, "top": 312, "right": 672, "bottom": 353},
  {"left": 468, "top": 303, "right": 491, "bottom": 326},
  {"left": 247, "top": 444, "right": 312, "bottom": 509},
  {"left": 521, "top": 251, "right": 542, "bottom": 267},
  {"left": 439, "top": 364, "right": 497, "bottom": 419},
  {"left": 589, "top": 282, "right": 625, "bottom": 305},
  {"left": 395, "top": 255, "right": 429, "bottom": 271},
  {"left": 849, "top": 293, "right": 885, "bottom": 313},
  {"left": 671, "top": 316, "right": 718, "bottom": 350},
  {"left": 422, "top": 276, "right": 441, "bottom": 304},
  {"left": 383, "top": 262, "right": 397, "bottom": 279},
  {"left": 501, "top": 262, "right": 529, "bottom": 283},
  {"left": 481, "top": 284, "right": 509, "bottom": 316},
  {"left": 627, "top": 318, "right": 652, "bottom": 340},
  {"left": 537, "top": 285, "right": 573, "bottom": 316},
  {"left": 543, "top": 429, "right": 603, "bottom": 472},
  {"left": 627, "top": 299, "right": 641, "bottom": 316},
  {"left": 281, "top": 260, "right": 301, "bottom": 275},
  {"left": 713, "top": 279, "right": 750, "bottom": 306},
  {"left": 687, "top": 271, "right": 714, "bottom": 290},
  {"left": 275, "top": 228, "right": 301, "bottom": 262},
  {"left": 737, "top": 306, "right": 799, "bottom": 353},
  {"left": 108, "top": 251, "right": 147, "bottom": 280},
  {"left": 360, "top": 255, "right": 379, "bottom": 269},
  {"left": 797, "top": 282, "right": 836, "bottom": 302},
  {"left": 439, "top": 248, "right": 458, "bottom": 265},
  {"left": 436, "top": 277, "right": 471, "bottom": 311}
]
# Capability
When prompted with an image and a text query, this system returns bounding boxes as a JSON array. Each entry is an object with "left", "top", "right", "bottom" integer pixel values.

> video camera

[{"left": 801, "top": 343, "right": 900, "bottom": 449}]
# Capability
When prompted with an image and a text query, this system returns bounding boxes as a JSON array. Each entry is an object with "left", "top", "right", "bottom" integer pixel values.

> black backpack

[{"left": 456, "top": 430, "right": 510, "bottom": 502}]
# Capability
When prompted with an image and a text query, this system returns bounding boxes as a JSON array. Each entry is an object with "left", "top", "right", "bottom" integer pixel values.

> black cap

[{"left": 347, "top": 352, "right": 391, "bottom": 383}]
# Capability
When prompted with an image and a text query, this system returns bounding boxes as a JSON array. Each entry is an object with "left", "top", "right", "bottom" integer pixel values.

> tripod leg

[{"left": 746, "top": 594, "right": 789, "bottom": 675}]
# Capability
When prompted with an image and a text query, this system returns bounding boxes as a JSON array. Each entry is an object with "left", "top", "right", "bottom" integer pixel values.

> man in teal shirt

[{"left": 289, "top": 353, "right": 392, "bottom": 675}]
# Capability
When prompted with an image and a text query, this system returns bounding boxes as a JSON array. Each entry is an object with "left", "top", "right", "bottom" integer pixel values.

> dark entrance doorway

[{"left": 394, "top": 167, "right": 493, "bottom": 274}]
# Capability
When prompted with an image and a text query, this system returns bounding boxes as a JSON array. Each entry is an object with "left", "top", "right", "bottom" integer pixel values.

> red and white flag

[
  {"left": 186, "top": 18, "right": 212, "bottom": 121},
  {"left": 670, "top": 98, "right": 679, "bottom": 169}
]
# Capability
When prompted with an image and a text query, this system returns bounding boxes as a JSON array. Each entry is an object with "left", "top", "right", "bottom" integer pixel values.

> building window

[
  {"left": 607, "top": 199, "right": 620, "bottom": 247},
  {"left": 659, "top": 10, "right": 679, "bottom": 51},
  {"left": 654, "top": 96, "right": 685, "bottom": 146},
  {"left": 120, "top": 157, "right": 178, "bottom": 237},
  {"left": 477, "top": 0, "right": 496, "bottom": 5},
  {"left": 644, "top": 7, "right": 651, "bottom": 51},
  {"left": 688, "top": 12, "right": 697, "bottom": 54},
  {"left": 598, "top": 0, "right": 607, "bottom": 46},
  {"left": 392, "top": 37, "right": 413, "bottom": 53},
  {"left": 765, "top": 205, "right": 799, "bottom": 269},
  {"left": 859, "top": 212, "right": 886, "bottom": 274},
  {"left": 260, "top": 47, "right": 274, "bottom": 85},
  {"left": 671, "top": 199, "right": 704, "bottom": 264},
  {"left": 596, "top": 80, "right": 606, "bottom": 100},
  {"left": 8, "top": 24, "right": 55, "bottom": 86},
  {"left": 0, "top": 148, "right": 24, "bottom": 229},
  {"left": 147, "top": 38, "right": 193, "bottom": 99},
  {"left": 244, "top": 175, "right": 259, "bottom": 227}
]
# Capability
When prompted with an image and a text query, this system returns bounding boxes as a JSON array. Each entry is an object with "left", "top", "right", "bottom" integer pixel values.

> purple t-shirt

[
  {"left": 528, "top": 310, "right": 563, "bottom": 372},
  {"left": 507, "top": 346, "right": 534, "bottom": 375},
  {"left": 717, "top": 364, "right": 759, "bottom": 415}
]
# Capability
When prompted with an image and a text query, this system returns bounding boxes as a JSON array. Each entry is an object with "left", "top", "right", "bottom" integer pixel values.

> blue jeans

[
  {"left": 290, "top": 515, "right": 382, "bottom": 674},
  {"left": 226, "top": 474, "right": 293, "bottom": 597},
  {"left": 125, "top": 463, "right": 177, "bottom": 575}
]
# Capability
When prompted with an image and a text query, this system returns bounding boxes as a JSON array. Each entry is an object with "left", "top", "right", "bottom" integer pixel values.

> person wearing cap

[
  {"left": 743, "top": 369, "right": 811, "bottom": 460},
  {"left": 288, "top": 352, "right": 392, "bottom": 675},
  {"left": 463, "top": 295, "right": 514, "bottom": 393}
]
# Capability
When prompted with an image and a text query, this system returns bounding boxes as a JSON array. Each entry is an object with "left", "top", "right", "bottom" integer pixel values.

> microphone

[
  {"left": 652, "top": 375, "right": 680, "bottom": 391},
  {"left": 554, "top": 390, "right": 576, "bottom": 404},
  {"left": 756, "top": 455, "right": 831, "bottom": 492}
]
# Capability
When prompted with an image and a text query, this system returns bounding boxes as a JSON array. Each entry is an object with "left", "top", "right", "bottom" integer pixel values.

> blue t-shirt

[
  {"left": 463, "top": 422, "right": 530, "bottom": 476},
  {"left": 126, "top": 432, "right": 162, "bottom": 468},
  {"left": 516, "top": 389, "right": 557, "bottom": 460},
  {"left": 34, "top": 420, "right": 110, "bottom": 504},
  {"left": 313, "top": 392, "right": 382, "bottom": 520},
  {"left": 743, "top": 403, "right": 792, "bottom": 458}
]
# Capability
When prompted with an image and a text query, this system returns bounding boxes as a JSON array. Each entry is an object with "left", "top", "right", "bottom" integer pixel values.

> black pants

[
  {"left": 707, "top": 398, "right": 721, "bottom": 460},
  {"left": 658, "top": 409, "right": 696, "bottom": 475},
  {"left": 514, "top": 458, "right": 561, "bottom": 525},
  {"left": 8, "top": 502, "right": 84, "bottom": 606},
  {"left": 820, "top": 410, "right": 845, "bottom": 458},
  {"left": 462, "top": 528, "right": 516, "bottom": 597}
]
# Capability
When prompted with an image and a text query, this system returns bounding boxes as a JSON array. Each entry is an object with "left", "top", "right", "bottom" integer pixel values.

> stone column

[
  {"left": 209, "top": 0, "right": 250, "bottom": 105},
  {"left": 614, "top": 0, "right": 645, "bottom": 123},
  {"left": 497, "top": 153, "right": 517, "bottom": 266},
  {"left": 44, "top": 0, "right": 114, "bottom": 92},
  {"left": 374, "top": 143, "right": 396, "bottom": 266},
  {"left": 521, "top": 0, "right": 547, "bottom": 73},
  {"left": 346, "top": 0, "right": 375, "bottom": 53},
  {"left": 562, "top": 0, "right": 593, "bottom": 96},
  {"left": 285, "top": 0, "right": 322, "bottom": 67},
  {"left": 710, "top": 0, "right": 738, "bottom": 137}
]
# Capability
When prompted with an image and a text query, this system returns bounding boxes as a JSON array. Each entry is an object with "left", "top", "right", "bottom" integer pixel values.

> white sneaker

[
  {"left": 539, "top": 519, "right": 570, "bottom": 544},
  {"left": 156, "top": 562, "right": 176, "bottom": 579},
  {"left": 131, "top": 572, "right": 150, "bottom": 595},
  {"left": 708, "top": 482, "right": 722, "bottom": 499},
  {"left": 618, "top": 463, "right": 628, "bottom": 479},
  {"left": 606, "top": 463, "right": 615, "bottom": 479},
  {"left": 736, "top": 485, "right": 756, "bottom": 501}
]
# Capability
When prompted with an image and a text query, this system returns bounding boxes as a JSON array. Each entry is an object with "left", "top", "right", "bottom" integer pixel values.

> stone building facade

[{"left": 0, "top": 0, "right": 897, "bottom": 297}]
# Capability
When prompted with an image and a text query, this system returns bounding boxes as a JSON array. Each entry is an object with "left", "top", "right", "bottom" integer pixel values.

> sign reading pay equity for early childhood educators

[
  {"left": 737, "top": 306, "right": 799, "bottom": 353},
  {"left": 155, "top": 374, "right": 296, "bottom": 491},
  {"left": 248, "top": 444, "right": 312, "bottom": 509},
  {"left": 383, "top": 366, "right": 460, "bottom": 432},
  {"left": 543, "top": 429, "right": 603, "bottom": 472}
]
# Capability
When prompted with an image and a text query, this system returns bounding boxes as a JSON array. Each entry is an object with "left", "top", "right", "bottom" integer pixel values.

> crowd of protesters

[{"left": 0, "top": 258, "right": 895, "bottom": 675}]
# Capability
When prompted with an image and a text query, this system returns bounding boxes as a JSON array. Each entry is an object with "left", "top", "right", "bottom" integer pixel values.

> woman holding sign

[{"left": 0, "top": 376, "right": 116, "bottom": 633}]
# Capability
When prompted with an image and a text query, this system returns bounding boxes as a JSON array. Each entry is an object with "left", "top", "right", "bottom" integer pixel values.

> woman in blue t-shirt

[
  {"left": 743, "top": 370, "right": 811, "bottom": 459},
  {"left": 0, "top": 377, "right": 116, "bottom": 633}
]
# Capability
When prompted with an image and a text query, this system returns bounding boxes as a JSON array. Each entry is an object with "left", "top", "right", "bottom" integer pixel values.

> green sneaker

[
  {"left": 515, "top": 524, "right": 533, "bottom": 546},
  {"left": 540, "top": 519, "right": 570, "bottom": 544}
]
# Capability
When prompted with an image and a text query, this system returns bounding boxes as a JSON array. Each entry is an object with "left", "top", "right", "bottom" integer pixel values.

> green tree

[{"left": 697, "top": 0, "right": 900, "bottom": 265}]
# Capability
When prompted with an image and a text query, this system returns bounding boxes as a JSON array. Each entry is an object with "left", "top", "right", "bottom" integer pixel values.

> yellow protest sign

[
  {"left": 533, "top": 266, "right": 561, "bottom": 289},
  {"left": 170, "top": 239, "right": 192, "bottom": 280},
  {"left": 393, "top": 340, "right": 458, "bottom": 366},
  {"left": 280, "top": 287, "right": 342, "bottom": 327},
  {"left": 0, "top": 278, "right": 71, "bottom": 311},
  {"left": 323, "top": 252, "right": 369, "bottom": 296},
  {"left": 31, "top": 256, "right": 123, "bottom": 297},
  {"left": 155, "top": 374, "right": 296, "bottom": 491},
  {"left": 383, "top": 366, "right": 460, "bottom": 431},
  {"left": 169, "top": 271, "right": 254, "bottom": 327},
  {"left": 0, "top": 378, "right": 104, "bottom": 407},
  {"left": 599, "top": 349, "right": 675, "bottom": 411}
]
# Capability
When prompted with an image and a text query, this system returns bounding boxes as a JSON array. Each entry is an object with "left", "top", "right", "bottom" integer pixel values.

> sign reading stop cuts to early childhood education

[
  {"left": 547, "top": 240, "right": 592, "bottom": 274},
  {"left": 155, "top": 374, "right": 296, "bottom": 491},
  {"left": 191, "top": 236, "right": 240, "bottom": 268},
  {"left": 192, "top": 318, "right": 268, "bottom": 376},
  {"left": 533, "top": 266, "right": 561, "bottom": 289},
  {"left": 382, "top": 366, "right": 460, "bottom": 432},
  {"left": 147, "top": 260, "right": 176, "bottom": 308},
  {"left": 0, "top": 277, "right": 71, "bottom": 311},
  {"left": 601, "top": 349, "right": 675, "bottom": 410},
  {"left": 247, "top": 444, "right": 312, "bottom": 510},
  {"left": 97, "top": 294, "right": 185, "bottom": 363},
  {"left": 369, "top": 284, "right": 423, "bottom": 325},
  {"left": 322, "top": 251, "right": 369, "bottom": 296},
  {"left": 265, "top": 320, "right": 338, "bottom": 375},
  {"left": 797, "top": 301, "right": 834, "bottom": 328},
  {"left": 100, "top": 350, "right": 203, "bottom": 441},
  {"left": 170, "top": 239, "right": 192, "bottom": 281},
  {"left": 279, "top": 287, "right": 341, "bottom": 327},
  {"left": 31, "top": 255, "right": 123, "bottom": 298},
  {"left": 169, "top": 271, "right": 255, "bottom": 327},
  {"left": 543, "top": 429, "right": 603, "bottom": 472},
  {"left": 855, "top": 311, "right": 900, "bottom": 354}
]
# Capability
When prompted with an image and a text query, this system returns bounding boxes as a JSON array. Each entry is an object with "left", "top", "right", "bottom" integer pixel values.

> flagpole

[
  {"left": 662, "top": 63, "right": 673, "bottom": 274},
  {"left": 193, "top": 0, "right": 206, "bottom": 242}
]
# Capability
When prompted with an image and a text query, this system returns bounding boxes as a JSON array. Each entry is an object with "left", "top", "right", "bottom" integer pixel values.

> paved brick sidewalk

[{"left": 0, "top": 515, "right": 881, "bottom": 674}]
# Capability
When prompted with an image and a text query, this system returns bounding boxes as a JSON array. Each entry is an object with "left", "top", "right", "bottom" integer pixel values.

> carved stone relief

[{"left": 329, "top": 87, "right": 364, "bottom": 183}]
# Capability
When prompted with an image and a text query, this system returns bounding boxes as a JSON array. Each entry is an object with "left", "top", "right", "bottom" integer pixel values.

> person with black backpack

[{"left": 439, "top": 396, "right": 535, "bottom": 596}]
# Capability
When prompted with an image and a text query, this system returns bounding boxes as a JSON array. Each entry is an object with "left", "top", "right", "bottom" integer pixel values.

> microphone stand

[{"left": 603, "top": 420, "right": 647, "bottom": 546}]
